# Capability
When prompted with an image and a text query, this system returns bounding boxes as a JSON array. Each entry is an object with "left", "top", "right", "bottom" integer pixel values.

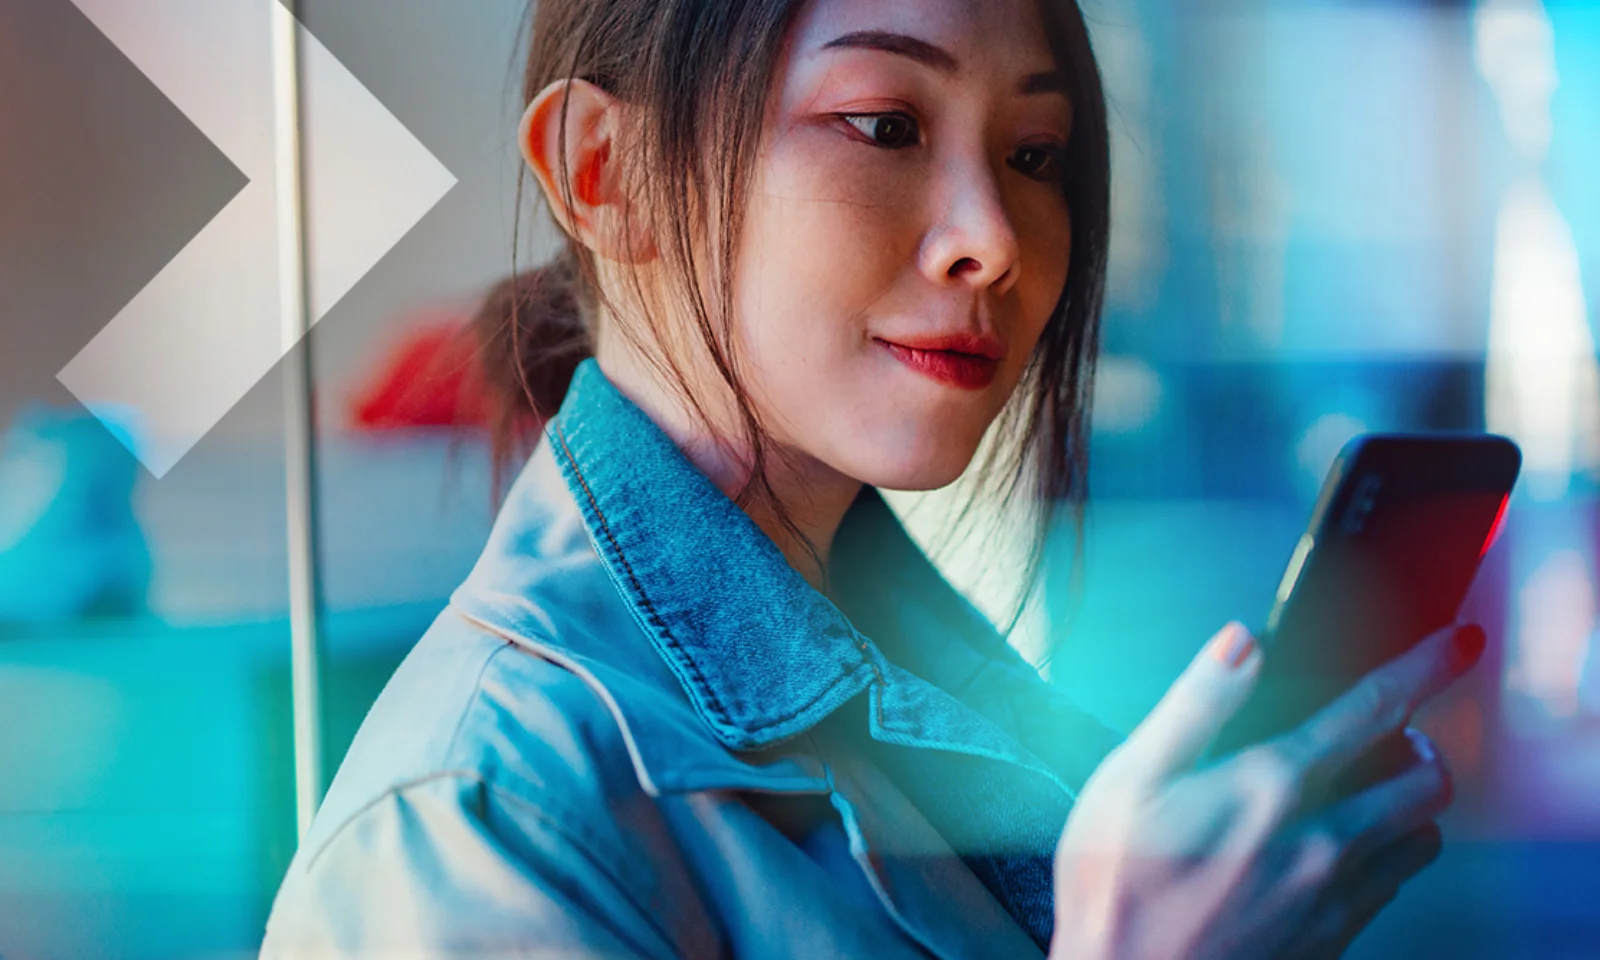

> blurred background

[{"left": 1, "top": 0, "right": 1597, "bottom": 956}]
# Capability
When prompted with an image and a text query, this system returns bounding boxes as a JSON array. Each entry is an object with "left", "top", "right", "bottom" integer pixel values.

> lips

[{"left": 875, "top": 333, "right": 1005, "bottom": 391}]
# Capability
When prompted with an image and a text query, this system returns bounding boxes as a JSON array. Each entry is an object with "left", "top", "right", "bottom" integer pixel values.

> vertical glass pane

[
  {"left": 287, "top": 0, "right": 530, "bottom": 932},
  {"left": 1, "top": 1, "right": 295, "bottom": 953}
]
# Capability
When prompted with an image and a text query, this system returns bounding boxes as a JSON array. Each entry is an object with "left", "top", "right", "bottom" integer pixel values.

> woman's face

[{"left": 731, "top": 0, "right": 1074, "bottom": 491}]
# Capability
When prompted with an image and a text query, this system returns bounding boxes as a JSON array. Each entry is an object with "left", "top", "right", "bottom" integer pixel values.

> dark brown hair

[{"left": 472, "top": 0, "right": 1110, "bottom": 637}]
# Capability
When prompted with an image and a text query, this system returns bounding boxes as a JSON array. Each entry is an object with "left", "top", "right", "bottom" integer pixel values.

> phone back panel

[{"left": 1211, "top": 434, "right": 1521, "bottom": 756}]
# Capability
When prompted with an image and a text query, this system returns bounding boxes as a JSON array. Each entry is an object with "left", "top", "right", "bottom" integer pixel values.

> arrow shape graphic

[{"left": 59, "top": 0, "right": 457, "bottom": 476}]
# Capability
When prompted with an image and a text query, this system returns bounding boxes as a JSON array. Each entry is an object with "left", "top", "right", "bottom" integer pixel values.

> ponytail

[{"left": 469, "top": 246, "right": 593, "bottom": 497}]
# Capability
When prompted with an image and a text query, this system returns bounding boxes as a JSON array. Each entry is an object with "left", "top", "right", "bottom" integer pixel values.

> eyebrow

[
  {"left": 822, "top": 30, "right": 959, "bottom": 72},
  {"left": 819, "top": 29, "right": 1069, "bottom": 98}
]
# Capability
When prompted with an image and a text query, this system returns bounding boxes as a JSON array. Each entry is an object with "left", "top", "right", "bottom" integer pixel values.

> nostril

[{"left": 948, "top": 256, "right": 981, "bottom": 277}]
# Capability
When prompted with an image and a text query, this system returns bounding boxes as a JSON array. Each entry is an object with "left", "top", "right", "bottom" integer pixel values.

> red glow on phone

[{"left": 1479, "top": 493, "right": 1511, "bottom": 558}]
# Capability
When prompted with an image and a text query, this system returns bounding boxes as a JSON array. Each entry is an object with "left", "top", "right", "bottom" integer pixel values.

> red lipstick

[{"left": 875, "top": 333, "right": 1005, "bottom": 390}]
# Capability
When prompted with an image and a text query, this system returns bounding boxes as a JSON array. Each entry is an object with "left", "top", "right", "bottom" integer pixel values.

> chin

[{"left": 842, "top": 437, "right": 984, "bottom": 493}]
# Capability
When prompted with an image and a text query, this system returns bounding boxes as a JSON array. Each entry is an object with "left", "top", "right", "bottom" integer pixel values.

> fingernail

[
  {"left": 1211, "top": 623, "right": 1256, "bottom": 669},
  {"left": 1451, "top": 624, "right": 1487, "bottom": 670},
  {"left": 1405, "top": 728, "right": 1438, "bottom": 765}
]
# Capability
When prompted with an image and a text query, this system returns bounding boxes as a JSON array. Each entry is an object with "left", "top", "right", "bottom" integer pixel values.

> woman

[{"left": 261, "top": 0, "right": 1485, "bottom": 956}]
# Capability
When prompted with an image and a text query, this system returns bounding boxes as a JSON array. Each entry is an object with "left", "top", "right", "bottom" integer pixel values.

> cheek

[
  {"left": 748, "top": 126, "right": 927, "bottom": 289},
  {"left": 769, "top": 122, "right": 923, "bottom": 210},
  {"left": 1014, "top": 204, "right": 1073, "bottom": 349},
  {"left": 733, "top": 136, "right": 921, "bottom": 369}
]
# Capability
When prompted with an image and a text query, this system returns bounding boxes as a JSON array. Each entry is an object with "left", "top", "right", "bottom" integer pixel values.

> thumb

[{"left": 1115, "top": 622, "right": 1263, "bottom": 785}]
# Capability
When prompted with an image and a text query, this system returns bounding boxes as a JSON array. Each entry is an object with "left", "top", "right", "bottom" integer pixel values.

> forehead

[{"left": 786, "top": 0, "right": 1057, "bottom": 71}]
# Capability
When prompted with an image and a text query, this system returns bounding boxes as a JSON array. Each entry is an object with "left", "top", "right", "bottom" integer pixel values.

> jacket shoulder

[
  {"left": 300, "top": 605, "right": 650, "bottom": 868},
  {"left": 263, "top": 607, "right": 728, "bottom": 956}
]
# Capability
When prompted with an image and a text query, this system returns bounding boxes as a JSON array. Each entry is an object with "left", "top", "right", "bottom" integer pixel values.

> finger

[
  {"left": 1316, "top": 734, "right": 1452, "bottom": 868},
  {"left": 1115, "top": 622, "right": 1262, "bottom": 785},
  {"left": 1342, "top": 821, "right": 1444, "bottom": 887},
  {"left": 1292, "top": 823, "right": 1444, "bottom": 960},
  {"left": 1291, "top": 891, "right": 1390, "bottom": 960},
  {"left": 1328, "top": 726, "right": 1431, "bottom": 800},
  {"left": 1278, "top": 622, "right": 1484, "bottom": 782}
]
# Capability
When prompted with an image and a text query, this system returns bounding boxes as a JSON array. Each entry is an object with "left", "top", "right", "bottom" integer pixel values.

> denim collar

[
  {"left": 453, "top": 358, "right": 1114, "bottom": 798},
  {"left": 548, "top": 358, "right": 890, "bottom": 749}
]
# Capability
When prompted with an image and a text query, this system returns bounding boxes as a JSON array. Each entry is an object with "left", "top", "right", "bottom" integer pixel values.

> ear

[{"left": 519, "top": 79, "right": 656, "bottom": 264}]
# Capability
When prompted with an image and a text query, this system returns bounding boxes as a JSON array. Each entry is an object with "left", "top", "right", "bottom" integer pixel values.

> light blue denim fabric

[{"left": 260, "top": 359, "right": 1122, "bottom": 959}]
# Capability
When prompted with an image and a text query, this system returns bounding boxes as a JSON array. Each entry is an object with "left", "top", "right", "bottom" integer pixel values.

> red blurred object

[{"left": 350, "top": 315, "right": 491, "bottom": 429}]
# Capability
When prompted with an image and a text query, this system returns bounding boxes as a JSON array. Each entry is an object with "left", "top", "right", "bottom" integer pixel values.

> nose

[{"left": 918, "top": 161, "right": 1023, "bottom": 298}]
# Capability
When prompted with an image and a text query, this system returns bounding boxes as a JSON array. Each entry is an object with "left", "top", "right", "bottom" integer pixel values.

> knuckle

[
  {"left": 1357, "top": 674, "right": 1411, "bottom": 731},
  {"left": 1316, "top": 901, "right": 1351, "bottom": 944},
  {"left": 1294, "top": 827, "right": 1346, "bottom": 886},
  {"left": 1161, "top": 681, "right": 1206, "bottom": 726},
  {"left": 1237, "top": 747, "right": 1305, "bottom": 814},
  {"left": 1363, "top": 672, "right": 1399, "bottom": 710},
  {"left": 1083, "top": 747, "right": 1148, "bottom": 805},
  {"left": 1095, "top": 743, "right": 1141, "bottom": 783}
]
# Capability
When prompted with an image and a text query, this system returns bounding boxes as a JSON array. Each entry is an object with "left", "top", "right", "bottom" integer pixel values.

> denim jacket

[{"left": 260, "top": 359, "right": 1122, "bottom": 959}]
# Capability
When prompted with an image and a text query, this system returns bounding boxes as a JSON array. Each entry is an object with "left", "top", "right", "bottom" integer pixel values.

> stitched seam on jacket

[
  {"left": 296, "top": 635, "right": 510, "bottom": 874},
  {"left": 552, "top": 422, "right": 731, "bottom": 726},
  {"left": 853, "top": 637, "right": 889, "bottom": 731},
  {"left": 457, "top": 592, "right": 883, "bottom": 793},
  {"left": 303, "top": 771, "right": 682, "bottom": 960},
  {"left": 441, "top": 640, "right": 518, "bottom": 773},
  {"left": 453, "top": 602, "right": 664, "bottom": 797},
  {"left": 455, "top": 603, "right": 839, "bottom": 795},
  {"left": 488, "top": 780, "right": 686, "bottom": 958}
]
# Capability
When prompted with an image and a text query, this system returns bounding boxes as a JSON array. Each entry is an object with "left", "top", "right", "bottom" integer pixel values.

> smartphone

[{"left": 1208, "top": 433, "right": 1522, "bottom": 765}]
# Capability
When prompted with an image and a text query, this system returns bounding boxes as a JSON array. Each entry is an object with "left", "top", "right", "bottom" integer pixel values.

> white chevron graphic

[{"left": 59, "top": 0, "right": 457, "bottom": 476}]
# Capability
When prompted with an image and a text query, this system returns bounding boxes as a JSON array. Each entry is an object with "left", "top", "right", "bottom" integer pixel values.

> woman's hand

[{"left": 1050, "top": 620, "right": 1486, "bottom": 960}]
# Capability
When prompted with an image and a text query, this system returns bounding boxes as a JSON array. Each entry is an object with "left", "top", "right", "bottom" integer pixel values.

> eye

[
  {"left": 841, "top": 112, "right": 921, "bottom": 149},
  {"left": 1009, "top": 143, "right": 1067, "bottom": 183}
]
